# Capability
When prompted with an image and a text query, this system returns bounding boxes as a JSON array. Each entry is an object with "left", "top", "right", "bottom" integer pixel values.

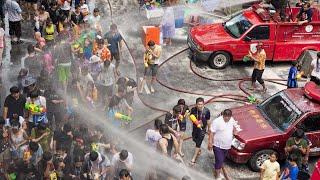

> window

[
  {"left": 224, "top": 13, "right": 252, "bottom": 38},
  {"left": 299, "top": 114, "right": 320, "bottom": 132},
  {"left": 246, "top": 25, "right": 270, "bottom": 40},
  {"left": 259, "top": 92, "right": 300, "bottom": 131}
]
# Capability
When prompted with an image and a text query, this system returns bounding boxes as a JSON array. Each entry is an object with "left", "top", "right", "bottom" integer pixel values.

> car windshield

[
  {"left": 259, "top": 92, "right": 302, "bottom": 131},
  {"left": 224, "top": 13, "right": 252, "bottom": 38}
]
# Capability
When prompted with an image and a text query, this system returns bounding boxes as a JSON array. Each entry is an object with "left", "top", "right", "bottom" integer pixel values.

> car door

[
  {"left": 297, "top": 113, "right": 320, "bottom": 156},
  {"left": 233, "top": 25, "right": 275, "bottom": 61}
]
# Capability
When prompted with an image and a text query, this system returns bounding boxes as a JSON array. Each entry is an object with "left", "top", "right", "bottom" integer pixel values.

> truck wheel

[
  {"left": 248, "top": 150, "right": 276, "bottom": 172},
  {"left": 208, "top": 51, "right": 230, "bottom": 69}
]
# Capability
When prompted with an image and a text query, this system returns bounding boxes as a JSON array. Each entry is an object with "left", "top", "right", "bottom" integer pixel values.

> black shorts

[
  {"left": 144, "top": 64, "right": 158, "bottom": 77},
  {"left": 9, "top": 21, "right": 21, "bottom": 38},
  {"left": 192, "top": 131, "right": 205, "bottom": 148},
  {"left": 251, "top": 68, "right": 264, "bottom": 84},
  {"left": 111, "top": 52, "right": 120, "bottom": 61}
]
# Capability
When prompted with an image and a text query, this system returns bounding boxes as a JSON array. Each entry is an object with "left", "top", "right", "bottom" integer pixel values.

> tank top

[
  {"left": 164, "top": 134, "right": 174, "bottom": 157},
  {"left": 45, "top": 25, "right": 55, "bottom": 41}
]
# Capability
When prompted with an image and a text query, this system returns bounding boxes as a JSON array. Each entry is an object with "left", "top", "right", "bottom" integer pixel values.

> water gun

[
  {"left": 115, "top": 112, "right": 132, "bottom": 122},
  {"left": 189, "top": 114, "right": 202, "bottom": 129},
  {"left": 178, "top": 110, "right": 190, "bottom": 121},
  {"left": 91, "top": 142, "right": 99, "bottom": 152},
  {"left": 296, "top": 71, "right": 304, "bottom": 80},
  {"left": 8, "top": 173, "right": 16, "bottom": 180},
  {"left": 247, "top": 95, "right": 257, "bottom": 103},
  {"left": 25, "top": 103, "right": 46, "bottom": 113},
  {"left": 23, "top": 150, "right": 31, "bottom": 161}
]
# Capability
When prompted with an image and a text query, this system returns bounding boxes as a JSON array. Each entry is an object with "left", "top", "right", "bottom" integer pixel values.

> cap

[{"left": 21, "top": 76, "right": 36, "bottom": 87}]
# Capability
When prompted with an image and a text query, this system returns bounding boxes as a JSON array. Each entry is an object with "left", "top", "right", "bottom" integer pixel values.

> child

[
  {"left": 34, "top": 32, "right": 46, "bottom": 52},
  {"left": 287, "top": 61, "right": 299, "bottom": 88},
  {"left": 282, "top": 154, "right": 299, "bottom": 180},
  {"left": 260, "top": 152, "right": 280, "bottom": 180}
]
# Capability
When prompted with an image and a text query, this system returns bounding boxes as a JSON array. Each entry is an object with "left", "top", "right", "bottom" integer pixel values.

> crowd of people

[
  {"left": 0, "top": 0, "right": 142, "bottom": 178},
  {"left": 0, "top": 0, "right": 319, "bottom": 179}
]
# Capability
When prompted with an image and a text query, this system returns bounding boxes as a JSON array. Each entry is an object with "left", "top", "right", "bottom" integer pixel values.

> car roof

[{"left": 284, "top": 88, "right": 320, "bottom": 113}]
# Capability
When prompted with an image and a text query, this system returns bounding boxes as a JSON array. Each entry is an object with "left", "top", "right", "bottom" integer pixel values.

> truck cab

[
  {"left": 188, "top": 4, "right": 320, "bottom": 69},
  {"left": 228, "top": 87, "right": 320, "bottom": 172}
]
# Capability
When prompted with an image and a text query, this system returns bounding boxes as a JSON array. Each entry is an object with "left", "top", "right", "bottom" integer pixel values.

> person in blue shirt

[
  {"left": 104, "top": 24, "right": 123, "bottom": 75},
  {"left": 282, "top": 154, "right": 299, "bottom": 180},
  {"left": 287, "top": 61, "right": 298, "bottom": 88},
  {"left": 296, "top": 2, "right": 313, "bottom": 25}
]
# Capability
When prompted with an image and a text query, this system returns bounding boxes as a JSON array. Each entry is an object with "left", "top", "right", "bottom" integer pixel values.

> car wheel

[
  {"left": 208, "top": 51, "right": 230, "bottom": 69},
  {"left": 248, "top": 149, "right": 276, "bottom": 172}
]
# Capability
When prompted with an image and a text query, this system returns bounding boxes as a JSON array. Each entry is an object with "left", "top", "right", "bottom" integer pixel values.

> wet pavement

[{"left": 1, "top": 0, "right": 319, "bottom": 179}]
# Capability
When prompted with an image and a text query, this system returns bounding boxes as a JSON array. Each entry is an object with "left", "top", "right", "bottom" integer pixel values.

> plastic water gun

[
  {"left": 25, "top": 103, "right": 46, "bottom": 113},
  {"left": 23, "top": 150, "right": 31, "bottom": 161},
  {"left": 91, "top": 142, "right": 99, "bottom": 152},
  {"left": 115, "top": 112, "right": 132, "bottom": 122},
  {"left": 247, "top": 95, "right": 257, "bottom": 103},
  {"left": 8, "top": 173, "right": 16, "bottom": 180},
  {"left": 296, "top": 71, "right": 304, "bottom": 80},
  {"left": 178, "top": 110, "right": 190, "bottom": 121},
  {"left": 189, "top": 114, "right": 202, "bottom": 129}
]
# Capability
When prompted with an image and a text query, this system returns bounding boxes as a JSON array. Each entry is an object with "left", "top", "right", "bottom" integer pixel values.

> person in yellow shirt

[
  {"left": 139, "top": 40, "right": 162, "bottom": 93},
  {"left": 260, "top": 152, "right": 280, "bottom": 180},
  {"left": 248, "top": 42, "right": 267, "bottom": 92}
]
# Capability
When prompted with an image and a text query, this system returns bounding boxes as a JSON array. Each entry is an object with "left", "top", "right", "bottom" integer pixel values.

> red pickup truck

[
  {"left": 188, "top": 4, "right": 320, "bottom": 69},
  {"left": 228, "top": 87, "right": 320, "bottom": 171}
]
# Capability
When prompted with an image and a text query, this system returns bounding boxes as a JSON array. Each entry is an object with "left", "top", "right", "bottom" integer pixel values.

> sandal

[
  {"left": 189, "top": 161, "right": 196, "bottom": 166},
  {"left": 179, "top": 152, "right": 185, "bottom": 157}
]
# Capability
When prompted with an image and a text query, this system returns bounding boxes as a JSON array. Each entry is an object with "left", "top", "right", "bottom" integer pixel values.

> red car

[
  {"left": 228, "top": 87, "right": 320, "bottom": 171},
  {"left": 188, "top": 4, "right": 320, "bottom": 69}
]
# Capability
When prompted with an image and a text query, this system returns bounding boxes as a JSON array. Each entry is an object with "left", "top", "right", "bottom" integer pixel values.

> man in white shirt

[
  {"left": 111, "top": 149, "right": 133, "bottom": 177},
  {"left": 310, "top": 52, "right": 320, "bottom": 85},
  {"left": 208, "top": 109, "right": 237, "bottom": 180}
]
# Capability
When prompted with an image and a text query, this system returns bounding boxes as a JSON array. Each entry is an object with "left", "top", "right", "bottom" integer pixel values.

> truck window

[
  {"left": 246, "top": 25, "right": 270, "bottom": 40},
  {"left": 224, "top": 13, "right": 252, "bottom": 38},
  {"left": 299, "top": 114, "right": 320, "bottom": 132},
  {"left": 259, "top": 93, "right": 301, "bottom": 131}
]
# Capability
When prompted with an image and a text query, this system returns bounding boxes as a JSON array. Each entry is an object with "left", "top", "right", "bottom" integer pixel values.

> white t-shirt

[
  {"left": 88, "top": 15, "right": 101, "bottom": 29},
  {"left": 61, "top": 0, "right": 71, "bottom": 11},
  {"left": 311, "top": 59, "right": 320, "bottom": 79},
  {"left": 5, "top": 116, "right": 25, "bottom": 128},
  {"left": 261, "top": 159, "right": 280, "bottom": 180},
  {"left": 145, "top": 129, "right": 162, "bottom": 149},
  {"left": 210, "top": 116, "right": 236, "bottom": 150},
  {"left": 111, "top": 152, "right": 133, "bottom": 166},
  {"left": 85, "top": 152, "right": 110, "bottom": 177},
  {"left": 97, "top": 64, "right": 115, "bottom": 86},
  {"left": 80, "top": 73, "right": 94, "bottom": 88},
  {"left": 26, "top": 96, "right": 47, "bottom": 123}
]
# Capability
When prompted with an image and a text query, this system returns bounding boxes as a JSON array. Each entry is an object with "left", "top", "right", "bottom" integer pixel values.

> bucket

[{"left": 243, "top": 55, "right": 251, "bottom": 62}]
